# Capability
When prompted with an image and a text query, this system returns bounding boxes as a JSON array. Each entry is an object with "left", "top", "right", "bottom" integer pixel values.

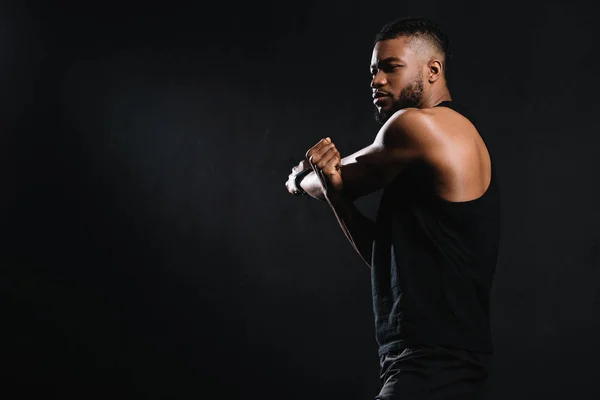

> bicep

[
  {"left": 339, "top": 144, "right": 408, "bottom": 200},
  {"left": 338, "top": 112, "right": 432, "bottom": 200},
  {"left": 339, "top": 147, "right": 382, "bottom": 200}
]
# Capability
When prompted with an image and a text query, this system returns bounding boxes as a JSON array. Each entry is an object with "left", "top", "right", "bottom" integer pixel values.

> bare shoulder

[
  {"left": 384, "top": 106, "right": 492, "bottom": 202},
  {"left": 375, "top": 108, "right": 439, "bottom": 147},
  {"left": 382, "top": 106, "right": 476, "bottom": 143}
]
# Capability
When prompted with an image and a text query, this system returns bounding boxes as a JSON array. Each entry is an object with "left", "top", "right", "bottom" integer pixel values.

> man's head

[{"left": 371, "top": 17, "right": 451, "bottom": 124}]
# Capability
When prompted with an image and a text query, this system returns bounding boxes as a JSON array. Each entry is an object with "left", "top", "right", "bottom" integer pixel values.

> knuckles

[{"left": 305, "top": 139, "right": 339, "bottom": 167}]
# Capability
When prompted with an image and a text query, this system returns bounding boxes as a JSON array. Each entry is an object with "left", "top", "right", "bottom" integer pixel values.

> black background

[{"left": 3, "top": 0, "right": 600, "bottom": 398}]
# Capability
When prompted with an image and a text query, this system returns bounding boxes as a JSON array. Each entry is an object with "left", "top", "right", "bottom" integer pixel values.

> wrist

[{"left": 293, "top": 168, "right": 312, "bottom": 196}]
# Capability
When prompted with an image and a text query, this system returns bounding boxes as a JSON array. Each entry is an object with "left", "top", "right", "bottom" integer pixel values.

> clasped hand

[{"left": 285, "top": 137, "right": 343, "bottom": 199}]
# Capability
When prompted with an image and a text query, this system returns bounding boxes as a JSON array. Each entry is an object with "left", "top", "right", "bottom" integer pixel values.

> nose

[{"left": 371, "top": 70, "right": 387, "bottom": 89}]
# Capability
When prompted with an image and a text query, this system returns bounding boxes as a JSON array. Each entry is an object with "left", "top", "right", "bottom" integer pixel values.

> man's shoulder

[
  {"left": 391, "top": 105, "right": 472, "bottom": 127},
  {"left": 377, "top": 106, "right": 486, "bottom": 174},
  {"left": 378, "top": 107, "right": 458, "bottom": 148},
  {"left": 389, "top": 106, "right": 480, "bottom": 145}
]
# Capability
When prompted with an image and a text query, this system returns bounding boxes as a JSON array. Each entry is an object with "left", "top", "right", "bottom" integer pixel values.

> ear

[{"left": 427, "top": 59, "right": 443, "bottom": 83}]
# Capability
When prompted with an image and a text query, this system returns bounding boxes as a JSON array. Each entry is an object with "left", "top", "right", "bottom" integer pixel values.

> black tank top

[{"left": 370, "top": 101, "right": 501, "bottom": 356}]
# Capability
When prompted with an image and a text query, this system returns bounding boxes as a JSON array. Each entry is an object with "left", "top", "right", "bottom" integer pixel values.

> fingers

[
  {"left": 306, "top": 138, "right": 340, "bottom": 170},
  {"left": 322, "top": 155, "right": 341, "bottom": 175},
  {"left": 311, "top": 146, "right": 340, "bottom": 171},
  {"left": 305, "top": 137, "right": 332, "bottom": 161}
]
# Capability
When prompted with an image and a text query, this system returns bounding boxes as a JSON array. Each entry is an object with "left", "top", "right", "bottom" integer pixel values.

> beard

[{"left": 374, "top": 74, "right": 424, "bottom": 124}]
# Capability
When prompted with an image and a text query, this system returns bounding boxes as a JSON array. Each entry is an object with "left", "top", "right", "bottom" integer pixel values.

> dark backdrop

[{"left": 3, "top": 0, "right": 599, "bottom": 398}]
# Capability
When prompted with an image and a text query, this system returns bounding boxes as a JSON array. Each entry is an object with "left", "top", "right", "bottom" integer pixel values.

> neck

[{"left": 418, "top": 85, "right": 452, "bottom": 108}]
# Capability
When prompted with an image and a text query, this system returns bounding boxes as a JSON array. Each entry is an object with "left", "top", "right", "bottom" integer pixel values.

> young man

[{"left": 285, "top": 17, "right": 500, "bottom": 399}]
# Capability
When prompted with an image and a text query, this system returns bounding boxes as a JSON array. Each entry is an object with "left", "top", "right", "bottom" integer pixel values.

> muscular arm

[
  {"left": 301, "top": 110, "right": 424, "bottom": 201},
  {"left": 298, "top": 109, "right": 434, "bottom": 267},
  {"left": 299, "top": 151, "right": 388, "bottom": 201}
]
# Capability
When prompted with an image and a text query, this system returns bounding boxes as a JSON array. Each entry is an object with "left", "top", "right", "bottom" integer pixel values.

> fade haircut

[{"left": 375, "top": 17, "right": 452, "bottom": 70}]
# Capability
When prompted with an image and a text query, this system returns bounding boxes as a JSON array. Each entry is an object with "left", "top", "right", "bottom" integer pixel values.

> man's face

[{"left": 370, "top": 37, "right": 424, "bottom": 124}]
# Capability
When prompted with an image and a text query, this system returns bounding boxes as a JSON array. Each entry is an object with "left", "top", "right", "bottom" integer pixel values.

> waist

[{"left": 375, "top": 319, "right": 493, "bottom": 357}]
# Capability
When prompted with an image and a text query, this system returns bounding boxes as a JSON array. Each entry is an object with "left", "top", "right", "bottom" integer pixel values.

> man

[{"left": 285, "top": 17, "right": 500, "bottom": 399}]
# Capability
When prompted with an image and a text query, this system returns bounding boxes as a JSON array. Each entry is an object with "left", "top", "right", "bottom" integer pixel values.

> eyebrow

[{"left": 370, "top": 57, "right": 405, "bottom": 69}]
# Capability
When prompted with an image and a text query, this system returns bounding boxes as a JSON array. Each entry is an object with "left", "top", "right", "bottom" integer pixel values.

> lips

[
  {"left": 373, "top": 92, "right": 390, "bottom": 105},
  {"left": 372, "top": 91, "right": 389, "bottom": 99}
]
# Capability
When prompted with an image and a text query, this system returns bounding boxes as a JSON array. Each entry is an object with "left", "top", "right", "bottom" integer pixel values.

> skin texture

[{"left": 285, "top": 36, "right": 493, "bottom": 266}]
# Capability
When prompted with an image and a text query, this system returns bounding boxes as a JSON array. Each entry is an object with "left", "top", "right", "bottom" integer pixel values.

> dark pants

[{"left": 375, "top": 345, "right": 491, "bottom": 400}]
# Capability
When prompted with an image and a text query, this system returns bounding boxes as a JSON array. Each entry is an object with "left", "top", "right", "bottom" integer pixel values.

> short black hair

[{"left": 374, "top": 17, "right": 452, "bottom": 62}]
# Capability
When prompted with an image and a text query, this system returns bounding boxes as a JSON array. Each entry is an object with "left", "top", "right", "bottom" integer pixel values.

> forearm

[
  {"left": 299, "top": 168, "right": 368, "bottom": 201},
  {"left": 299, "top": 171, "right": 326, "bottom": 200},
  {"left": 325, "top": 191, "right": 375, "bottom": 268},
  {"left": 299, "top": 165, "right": 380, "bottom": 202}
]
